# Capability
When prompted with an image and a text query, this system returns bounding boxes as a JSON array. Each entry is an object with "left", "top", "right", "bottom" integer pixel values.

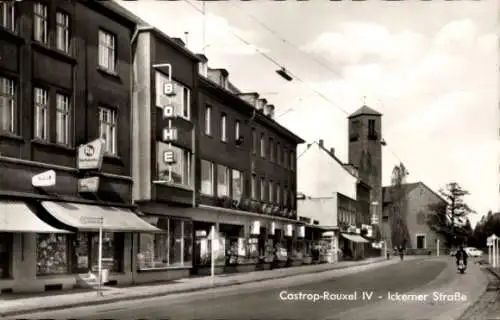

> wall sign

[
  {"left": 285, "top": 224, "right": 293, "bottom": 237},
  {"left": 32, "top": 170, "right": 56, "bottom": 187},
  {"left": 298, "top": 225, "right": 305, "bottom": 238},
  {"left": 78, "top": 177, "right": 100, "bottom": 193},
  {"left": 77, "top": 139, "right": 105, "bottom": 170},
  {"left": 269, "top": 222, "right": 275, "bottom": 236},
  {"left": 159, "top": 64, "right": 178, "bottom": 183}
]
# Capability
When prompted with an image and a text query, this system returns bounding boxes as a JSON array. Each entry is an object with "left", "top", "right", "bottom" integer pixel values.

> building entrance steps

[{"left": 0, "top": 256, "right": 425, "bottom": 317}]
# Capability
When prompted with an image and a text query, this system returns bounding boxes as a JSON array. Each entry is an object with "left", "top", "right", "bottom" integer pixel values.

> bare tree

[{"left": 389, "top": 163, "right": 411, "bottom": 249}]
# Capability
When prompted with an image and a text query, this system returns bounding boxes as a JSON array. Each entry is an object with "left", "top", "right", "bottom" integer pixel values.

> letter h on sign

[{"left": 162, "top": 128, "right": 178, "bottom": 142}]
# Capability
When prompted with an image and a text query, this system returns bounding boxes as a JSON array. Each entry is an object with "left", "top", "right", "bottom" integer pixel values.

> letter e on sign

[
  {"left": 163, "top": 106, "right": 175, "bottom": 119},
  {"left": 163, "top": 150, "right": 176, "bottom": 164}
]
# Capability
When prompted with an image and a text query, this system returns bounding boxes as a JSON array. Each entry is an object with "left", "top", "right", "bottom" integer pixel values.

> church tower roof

[{"left": 348, "top": 105, "right": 382, "bottom": 119}]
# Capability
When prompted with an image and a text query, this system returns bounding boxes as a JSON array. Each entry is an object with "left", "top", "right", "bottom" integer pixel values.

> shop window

[
  {"left": 137, "top": 218, "right": 193, "bottom": 270},
  {"left": 36, "top": 233, "right": 69, "bottom": 275},
  {"left": 0, "top": 233, "right": 12, "bottom": 279},
  {"left": 72, "top": 232, "right": 124, "bottom": 273}
]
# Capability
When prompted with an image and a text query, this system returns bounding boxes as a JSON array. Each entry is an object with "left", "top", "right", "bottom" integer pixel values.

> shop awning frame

[
  {"left": 41, "top": 201, "right": 162, "bottom": 233},
  {"left": 0, "top": 201, "right": 70, "bottom": 233},
  {"left": 341, "top": 233, "right": 370, "bottom": 243}
]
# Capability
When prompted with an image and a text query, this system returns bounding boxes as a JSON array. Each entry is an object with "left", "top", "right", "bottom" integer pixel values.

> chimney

[
  {"left": 318, "top": 139, "right": 324, "bottom": 147},
  {"left": 264, "top": 104, "right": 275, "bottom": 118},
  {"left": 256, "top": 98, "right": 267, "bottom": 112},
  {"left": 330, "top": 148, "right": 335, "bottom": 155},
  {"left": 238, "top": 92, "right": 259, "bottom": 108},
  {"left": 196, "top": 54, "right": 208, "bottom": 77}
]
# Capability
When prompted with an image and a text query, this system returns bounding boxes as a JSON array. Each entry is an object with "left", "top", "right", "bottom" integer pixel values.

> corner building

[{"left": 0, "top": 1, "right": 157, "bottom": 293}]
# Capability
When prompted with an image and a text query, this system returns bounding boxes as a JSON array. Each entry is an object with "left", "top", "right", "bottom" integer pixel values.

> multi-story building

[
  {"left": 382, "top": 182, "right": 447, "bottom": 254},
  {"left": 297, "top": 139, "right": 370, "bottom": 262},
  {"left": 131, "top": 27, "right": 304, "bottom": 277},
  {"left": 0, "top": 1, "right": 159, "bottom": 293}
]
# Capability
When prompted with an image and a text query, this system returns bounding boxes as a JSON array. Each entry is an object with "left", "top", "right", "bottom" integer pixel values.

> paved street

[{"left": 11, "top": 257, "right": 487, "bottom": 320}]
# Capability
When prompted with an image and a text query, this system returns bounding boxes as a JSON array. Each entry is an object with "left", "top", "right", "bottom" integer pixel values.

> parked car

[{"left": 464, "top": 247, "right": 483, "bottom": 257}]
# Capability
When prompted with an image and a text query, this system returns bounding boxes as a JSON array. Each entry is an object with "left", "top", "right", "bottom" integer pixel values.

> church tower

[{"left": 348, "top": 105, "right": 383, "bottom": 225}]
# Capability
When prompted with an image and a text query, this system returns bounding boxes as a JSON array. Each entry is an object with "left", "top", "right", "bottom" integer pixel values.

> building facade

[
  {"left": 0, "top": 1, "right": 158, "bottom": 293},
  {"left": 382, "top": 182, "right": 447, "bottom": 254}
]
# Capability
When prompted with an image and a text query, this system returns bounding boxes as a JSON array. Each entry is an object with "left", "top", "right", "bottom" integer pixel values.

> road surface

[{"left": 12, "top": 258, "right": 484, "bottom": 320}]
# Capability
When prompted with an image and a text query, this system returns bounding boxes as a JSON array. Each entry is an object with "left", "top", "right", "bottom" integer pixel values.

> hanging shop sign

[
  {"left": 78, "top": 177, "right": 100, "bottom": 193},
  {"left": 298, "top": 225, "right": 305, "bottom": 238},
  {"left": 355, "top": 228, "right": 361, "bottom": 235},
  {"left": 285, "top": 224, "right": 293, "bottom": 237},
  {"left": 269, "top": 222, "right": 275, "bottom": 236},
  {"left": 77, "top": 138, "right": 105, "bottom": 170},
  {"left": 32, "top": 170, "right": 56, "bottom": 187},
  {"left": 250, "top": 221, "right": 260, "bottom": 235}
]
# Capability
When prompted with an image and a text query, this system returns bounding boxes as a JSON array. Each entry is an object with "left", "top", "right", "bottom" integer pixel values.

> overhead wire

[{"left": 182, "top": 0, "right": 420, "bottom": 171}]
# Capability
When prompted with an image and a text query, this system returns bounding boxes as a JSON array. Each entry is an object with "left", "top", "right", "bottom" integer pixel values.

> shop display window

[
  {"left": 37, "top": 233, "right": 69, "bottom": 275},
  {"left": 263, "top": 239, "right": 274, "bottom": 263},
  {"left": 274, "top": 242, "right": 288, "bottom": 262},
  {"left": 292, "top": 240, "right": 304, "bottom": 260},
  {"left": 244, "top": 237, "right": 259, "bottom": 264},
  {"left": 194, "top": 230, "right": 225, "bottom": 266},
  {"left": 0, "top": 233, "right": 11, "bottom": 279},
  {"left": 227, "top": 238, "right": 239, "bottom": 265},
  {"left": 137, "top": 218, "right": 194, "bottom": 270}
]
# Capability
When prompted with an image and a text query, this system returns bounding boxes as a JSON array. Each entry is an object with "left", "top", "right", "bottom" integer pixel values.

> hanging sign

[
  {"left": 78, "top": 177, "right": 100, "bottom": 193},
  {"left": 250, "top": 221, "right": 260, "bottom": 235},
  {"left": 285, "top": 224, "right": 293, "bottom": 237},
  {"left": 298, "top": 225, "right": 305, "bottom": 238},
  {"left": 77, "top": 139, "right": 105, "bottom": 170}
]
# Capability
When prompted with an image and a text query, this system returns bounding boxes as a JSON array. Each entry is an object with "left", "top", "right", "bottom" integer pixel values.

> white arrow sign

[{"left": 32, "top": 170, "right": 56, "bottom": 187}]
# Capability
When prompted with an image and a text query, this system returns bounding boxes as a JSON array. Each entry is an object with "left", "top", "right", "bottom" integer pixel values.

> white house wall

[
  {"left": 297, "top": 197, "right": 338, "bottom": 227},
  {"left": 297, "top": 144, "right": 357, "bottom": 200}
]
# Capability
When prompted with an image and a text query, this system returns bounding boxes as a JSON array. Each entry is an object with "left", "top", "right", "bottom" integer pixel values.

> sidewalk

[{"left": 0, "top": 256, "right": 410, "bottom": 316}]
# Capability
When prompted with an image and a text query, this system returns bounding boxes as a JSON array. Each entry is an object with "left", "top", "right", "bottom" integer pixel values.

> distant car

[{"left": 465, "top": 247, "right": 483, "bottom": 257}]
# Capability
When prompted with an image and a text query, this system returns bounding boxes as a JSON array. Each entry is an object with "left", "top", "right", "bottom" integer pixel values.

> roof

[
  {"left": 305, "top": 141, "right": 359, "bottom": 179},
  {"left": 382, "top": 182, "right": 446, "bottom": 205},
  {"left": 348, "top": 105, "right": 382, "bottom": 119}
]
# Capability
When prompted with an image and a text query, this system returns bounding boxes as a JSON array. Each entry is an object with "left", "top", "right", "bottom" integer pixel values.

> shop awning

[
  {"left": 341, "top": 233, "right": 370, "bottom": 243},
  {"left": 41, "top": 201, "right": 161, "bottom": 232},
  {"left": 0, "top": 201, "right": 70, "bottom": 233}
]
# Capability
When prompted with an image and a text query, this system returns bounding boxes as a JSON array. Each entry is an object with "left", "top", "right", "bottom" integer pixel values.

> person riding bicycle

[{"left": 455, "top": 246, "right": 468, "bottom": 267}]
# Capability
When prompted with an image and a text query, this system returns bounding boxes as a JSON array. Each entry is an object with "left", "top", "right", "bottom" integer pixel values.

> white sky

[{"left": 118, "top": 0, "right": 499, "bottom": 227}]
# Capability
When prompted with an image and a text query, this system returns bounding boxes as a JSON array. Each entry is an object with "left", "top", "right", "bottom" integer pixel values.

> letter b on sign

[{"left": 164, "top": 83, "right": 174, "bottom": 96}]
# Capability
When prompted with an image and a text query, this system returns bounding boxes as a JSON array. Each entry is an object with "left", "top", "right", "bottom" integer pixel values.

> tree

[
  {"left": 427, "top": 182, "right": 475, "bottom": 247},
  {"left": 471, "top": 211, "right": 500, "bottom": 249},
  {"left": 389, "top": 163, "right": 411, "bottom": 248}
]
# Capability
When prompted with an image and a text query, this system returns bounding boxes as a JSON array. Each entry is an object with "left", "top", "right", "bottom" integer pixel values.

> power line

[{"left": 182, "top": 0, "right": 415, "bottom": 171}]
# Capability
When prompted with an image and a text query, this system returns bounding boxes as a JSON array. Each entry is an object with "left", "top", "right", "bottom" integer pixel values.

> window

[
  {"left": 90, "top": 232, "right": 124, "bottom": 272},
  {"left": 36, "top": 233, "right": 69, "bottom": 275},
  {"left": 232, "top": 169, "right": 243, "bottom": 201},
  {"left": 416, "top": 235, "right": 426, "bottom": 249},
  {"left": 269, "top": 138, "right": 274, "bottom": 162},
  {"left": 217, "top": 164, "right": 229, "bottom": 197},
  {"left": 56, "top": 94, "right": 70, "bottom": 145},
  {"left": 56, "top": 11, "right": 70, "bottom": 53},
  {"left": 260, "top": 133, "right": 265, "bottom": 158},
  {"left": 98, "top": 29, "right": 116, "bottom": 73},
  {"left": 220, "top": 113, "right": 227, "bottom": 142},
  {"left": 200, "top": 159, "right": 214, "bottom": 195},
  {"left": 0, "top": 233, "right": 12, "bottom": 279},
  {"left": 182, "top": 87, "right": 190, "bottom": 119},
  {"left": 137, "top": 218, "right": 193, "bottom": 270},
  {"left": 251, "top": 174, "right": 257, "bottom": 199},
  {"left": 276, "top": 184, "right": 281, "bottom": 204},
  {"left": 290, "top": 151, "right": 295, "bottom": 171},
  {"left": 154, "top": 72, "right": 190, "bottom": 120},
  {"left": 268, "top": 181, "right": 273, "bottom": 203},
  {"left": 277, "top": 143, "right": 281, "bottom": 165},
  {"left": 33, "top": 87, "right": 48, "bottom": 140},
  {"left": 284, "top": 149, "right": 288, "bottom": 169},
  {"left": 368, "top": 119, "right": 376, "bottom": 137},
  {"left": 284, "top": 186, "right": 288, "bottom": 206},
  {"left": 0, "top": 1, "right": 15, "bottom": 32},
  {"left": 260, "top": 178, "right": 266, "bottom": 201},
  {"left": 33, "top": 3, "right": 48, "bottom": 44},
  {"left": 350, "top": 120, "right": 360, "bottom": 141},
  {"left": 98, "top": 107, "right": 117, "bottom": 155},
  {"left": 0, "top": 77, "right": 16, "bottom": 133},
  {"left": 204, "top": 105, "right": 211, "bottom": 135},
  {"left": 235, "top": 120, "right": 240, "bottom": 141},
  {"left": 157, "top": 143, "right": 192, "bottom": 187},
  {"left": 252, "top": 128, "right": 257, "bottom": 154}
]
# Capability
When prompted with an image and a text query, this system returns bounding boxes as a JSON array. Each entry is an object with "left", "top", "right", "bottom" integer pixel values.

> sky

[{"left": 117, "top": 0, "right": 499, "bottom": 227}]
